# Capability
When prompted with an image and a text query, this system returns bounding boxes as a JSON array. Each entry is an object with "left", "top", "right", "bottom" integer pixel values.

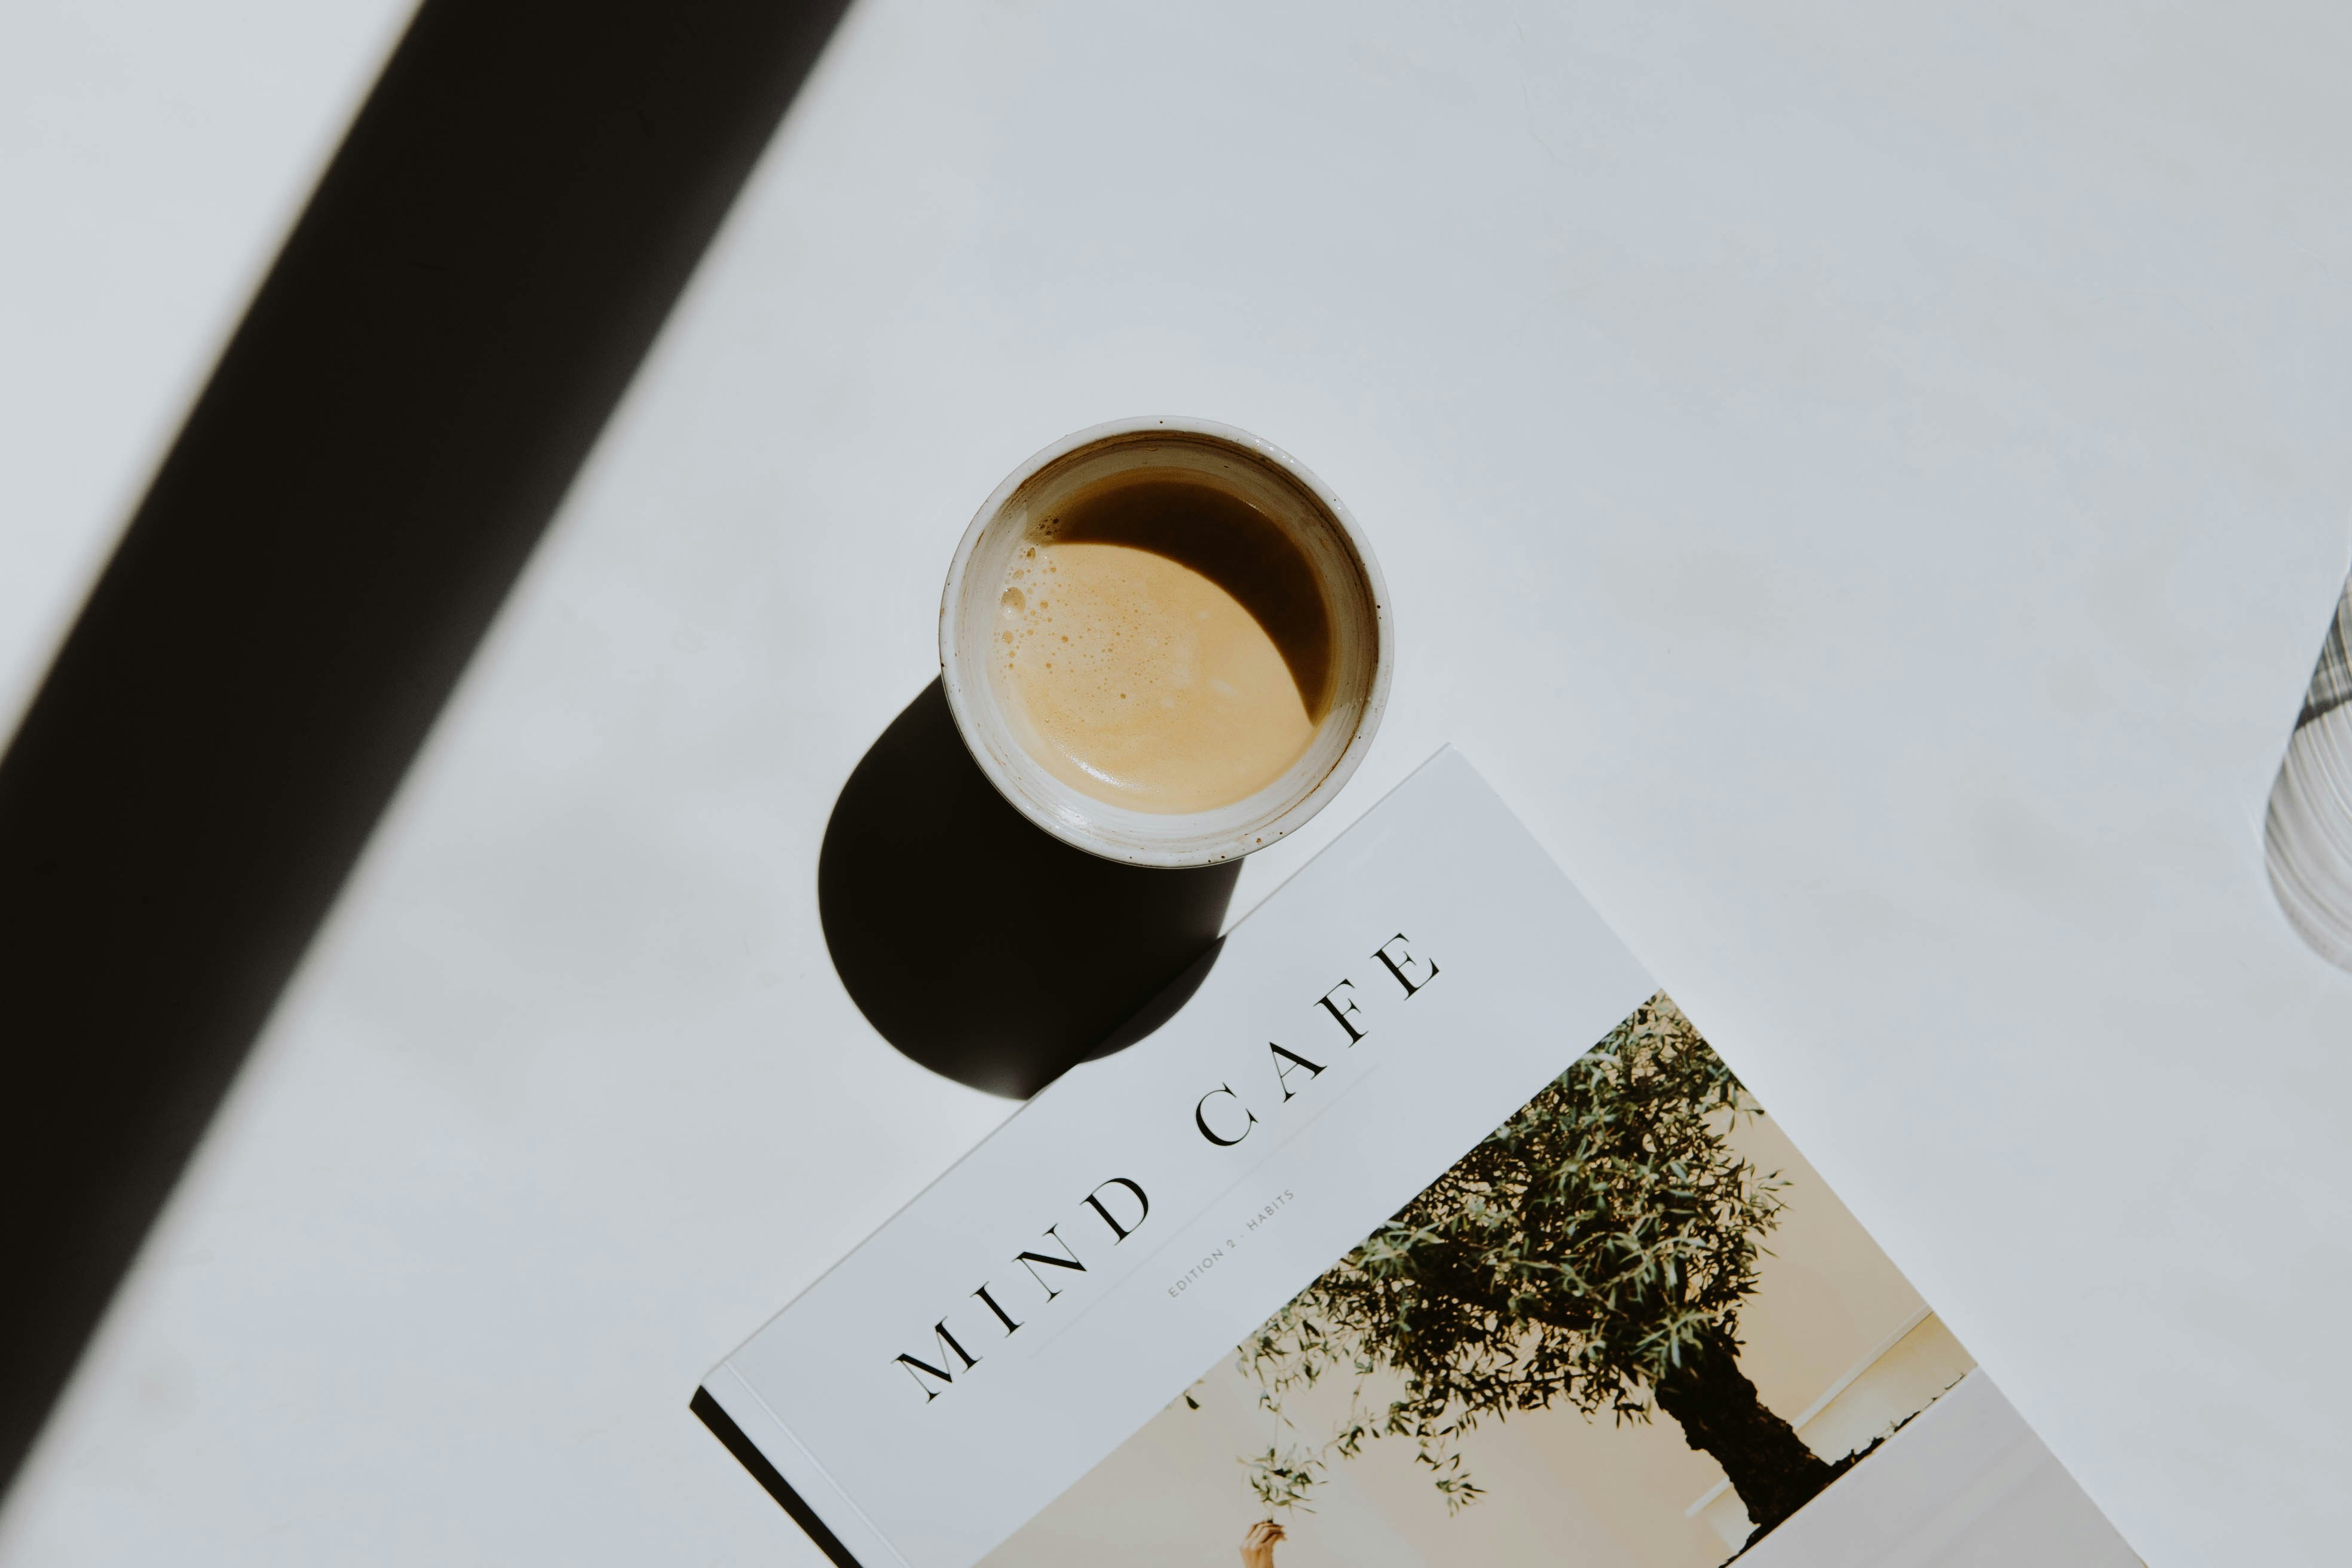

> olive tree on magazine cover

[{"left": 1239, "top": 994, "right": 1846, "bottom": 1542}]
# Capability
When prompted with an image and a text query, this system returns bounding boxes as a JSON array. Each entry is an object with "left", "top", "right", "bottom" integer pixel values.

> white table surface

[
  {"left": 8, "top": 2, "right": 2352, "bottom": 1563},
  {"left": 0, "top": 0, "right": 411, "bottom": 736}
]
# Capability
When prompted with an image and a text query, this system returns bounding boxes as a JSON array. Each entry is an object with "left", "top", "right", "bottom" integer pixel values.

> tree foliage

[{"left": 1238, "top": 993, "right": 1789, "bottom": 1512}]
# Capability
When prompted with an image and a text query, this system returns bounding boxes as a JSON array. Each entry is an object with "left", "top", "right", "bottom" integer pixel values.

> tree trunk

[{"left": 1650, "top": 1329, "right": 1839, "bottom": 1543}]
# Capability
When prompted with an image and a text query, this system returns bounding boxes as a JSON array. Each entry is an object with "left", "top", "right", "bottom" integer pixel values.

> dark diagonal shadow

[
  {"left": 0, "top": 0, "right": 853, "bottom": 1497},
  {"left": 820, "top": 682, "right": 1236, "bottom": 1098}
]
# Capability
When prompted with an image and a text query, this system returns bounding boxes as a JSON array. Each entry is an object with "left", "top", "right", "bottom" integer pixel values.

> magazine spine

[{"left": 694, "top": 1364, "right": 906, "bottom": 1568}]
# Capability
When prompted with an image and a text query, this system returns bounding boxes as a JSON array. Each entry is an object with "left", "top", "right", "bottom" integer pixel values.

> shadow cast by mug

[{"left": 819, "top": 681, "right": 1238, "bottom": 1098}]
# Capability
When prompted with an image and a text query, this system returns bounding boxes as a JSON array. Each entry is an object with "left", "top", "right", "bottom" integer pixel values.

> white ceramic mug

[{"left": 939, "top": 416, "right": 1391, "bottom": 868}]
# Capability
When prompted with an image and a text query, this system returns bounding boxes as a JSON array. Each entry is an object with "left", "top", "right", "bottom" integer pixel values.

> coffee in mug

[
  {"left": 941, "top": 418, "right": 1389, "bottom": 867},
  {"left": 993, "top": 471, "right": 1334, "bottom": 814}
]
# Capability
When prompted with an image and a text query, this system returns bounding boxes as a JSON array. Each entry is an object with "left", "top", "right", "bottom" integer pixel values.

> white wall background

[
  {"left": 6, "top": 1, "right": 2350, "bottom": 1563},
  {"left": 0, "top": 0, "right": 414, "bottom": 733}
]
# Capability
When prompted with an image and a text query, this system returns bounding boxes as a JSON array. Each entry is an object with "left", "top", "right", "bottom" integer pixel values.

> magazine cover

[
  {"left": 979, "top": 993, "right": 2116, "bottom": 1567},
  {"left": 697, "top": 751, "right": 2134, "bottom": 1568}
]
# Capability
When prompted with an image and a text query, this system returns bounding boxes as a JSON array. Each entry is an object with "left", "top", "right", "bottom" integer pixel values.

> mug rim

[{"left": 938, "top": 415, "right": 1392, "bottom": 868}]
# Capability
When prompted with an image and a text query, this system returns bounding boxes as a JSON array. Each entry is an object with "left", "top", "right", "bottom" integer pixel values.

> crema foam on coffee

[{"left": 994, "top": 473, "right": 1333, "bottom": 814}]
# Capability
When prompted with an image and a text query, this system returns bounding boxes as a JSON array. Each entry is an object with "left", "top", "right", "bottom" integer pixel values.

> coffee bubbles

[{"left": 993, "top": 475, "right": 1331, "bottom": 814}]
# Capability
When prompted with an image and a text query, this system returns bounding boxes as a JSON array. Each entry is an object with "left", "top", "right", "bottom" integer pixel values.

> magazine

[{"left": 696, "top": 750, "right": 2136, "bottom": 1567}]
